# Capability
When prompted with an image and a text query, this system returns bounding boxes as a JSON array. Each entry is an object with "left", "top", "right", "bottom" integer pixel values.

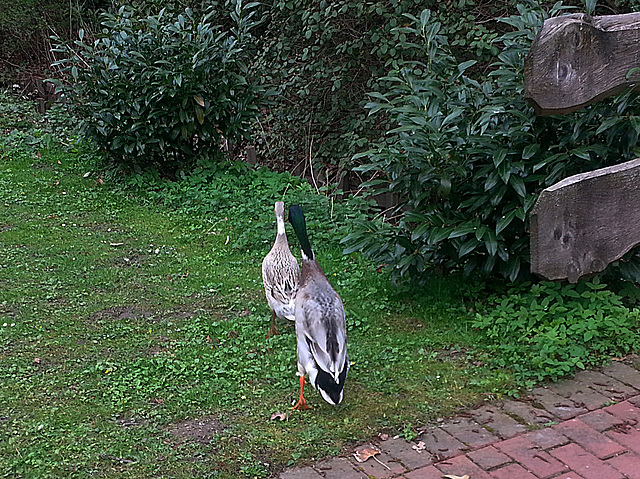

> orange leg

[
  {"left": 266, "top": 310, "right": 279, "bottom": 338},
  {"left": 292, "top": 375, "right": 312, "bottom": 410}
]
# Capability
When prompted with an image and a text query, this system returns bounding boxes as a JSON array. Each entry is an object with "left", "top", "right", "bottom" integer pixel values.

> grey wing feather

[{"left": 298, "top": 289, "right": 347, "bottom": 382}]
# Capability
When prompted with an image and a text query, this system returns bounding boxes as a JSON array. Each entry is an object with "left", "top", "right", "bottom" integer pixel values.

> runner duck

[
  {"left": 288, "top": 204, "right": 349, "bottom": 409},
  {"left": 262, "top": 201, "right": 300, "bottom": 337}
]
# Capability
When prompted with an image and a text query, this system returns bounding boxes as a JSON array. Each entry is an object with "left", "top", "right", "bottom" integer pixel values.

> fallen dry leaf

[
  {"left": 270, "top": 412, "right": 287, "bottom": 421},
  {"left": 412, "top": 441, "right": 426, "bottom": 453},
  {"left": 353, "top": 445, "right": 381, "bottom": 463},
  {"left": 354, "top": 445, "right": 391, "bottom": 470},
  {"left": 442, "top": 475, "right": 470, "bottom": 479}
]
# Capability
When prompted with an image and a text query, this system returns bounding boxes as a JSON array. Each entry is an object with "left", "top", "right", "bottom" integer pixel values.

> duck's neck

[
  {"left": 276, "top": 216, "right": 286, "bottom": 236},
  {"left": 300, "top": 256, "right": 326, "bottom": 284},
  {"left": 289, "top": 205, "right": 314, "bottom": 260},
  {"left": 301, "top": 247, "right": 313, "bottom": 262},
  {"left": 293, "top": 225, "right": 314, "bottom": 261}
]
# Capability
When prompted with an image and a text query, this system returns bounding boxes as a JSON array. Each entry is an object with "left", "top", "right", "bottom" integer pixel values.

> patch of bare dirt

[
  {"left": 114, "top": 253, "right": 147, "bottom": 267},
  {"left": 32, "top": 163, "right": 54, "bottom": 171},
  {"left": 147, "top": 334, "right": 172, "bottom": 356},
  {"left": 167, "top": 416, "right": 227, "bottom": 445},
  {"left": 0, "top": 304, "right": 17, "bottom": 320},
  {"left": 91, "top": 305, "right": 154, "bottom": 322},
  {"left": 114, "top": 416, "right": 144, "bottom": 428}
]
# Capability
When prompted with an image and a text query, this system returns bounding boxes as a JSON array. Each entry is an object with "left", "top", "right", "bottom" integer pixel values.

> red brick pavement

[{"left": 280, "top": 359, "right": 640, "bottom": 479}]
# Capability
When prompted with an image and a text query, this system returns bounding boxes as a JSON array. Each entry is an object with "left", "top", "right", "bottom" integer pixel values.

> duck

[
  {"left": 262, "top": 201, "right": 300, "bottom": 338},
  {"left": 287, "top": 204, "right": 349, "bottom": 409}
]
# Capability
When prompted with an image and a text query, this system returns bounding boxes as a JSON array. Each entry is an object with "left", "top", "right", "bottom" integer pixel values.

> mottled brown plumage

[{"left": 262, "top": 202, "right": 300, "bottom": 337}]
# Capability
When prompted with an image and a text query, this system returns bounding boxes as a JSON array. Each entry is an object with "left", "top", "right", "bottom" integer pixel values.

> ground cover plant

[
  {"left": 0, "top": 92, "right": 515, "bottom": 478},
  {"left": 474, "top": 280, "right": 640, "bottom": 387}
]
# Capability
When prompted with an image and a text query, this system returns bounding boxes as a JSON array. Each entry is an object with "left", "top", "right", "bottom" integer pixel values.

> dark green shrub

[
  {"left": 251, "top": 0, "right": 506, "bottom": 183},
  {"left": 473, "top": 279, "right": 640, "bottom": 387},
  {"left": 342, "top": 3, "right": 640, "bottom": 284},
  {"left": 50, "top": 2, "right": 263, "bottom": 174}
]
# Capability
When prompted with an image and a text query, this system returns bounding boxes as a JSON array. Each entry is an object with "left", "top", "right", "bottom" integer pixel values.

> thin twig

[
  {"left": 372, "top": 455, "right": 390, "bottom": 470},
  {"left": 292, "top": 157, "right": 306, "bottom": 176},
  {"left": 281, "top": 181, "right": 292, "bottom": 200},
  {"left": 307, "top": 118, "right": 320, "bottom": 195},
  {"left": 256, "top": 117, "right": 273, "bottom": 158},
  {"left": 330, "top": 196, "right": 334, "bottom": 221},
  {"left": 373, "top": 205, "right": 398, "bottom": 222}
]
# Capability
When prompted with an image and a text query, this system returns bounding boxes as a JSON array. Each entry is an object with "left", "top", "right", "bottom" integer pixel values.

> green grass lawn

[
  {"left": 0, "top": 94, "right": 525, "bottom": 478},
  {"left": 4, "top": 89, "right": 640, "bottom": 478},
  {"left": 3, "top": 91, "right": 640, "bottom": 479}
]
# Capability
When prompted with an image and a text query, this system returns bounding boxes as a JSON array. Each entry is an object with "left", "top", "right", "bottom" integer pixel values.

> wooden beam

[
  {"left": 530, "top": 158, "right": 640, "bottom": 282},
  {"left": 524, "top": 13, "right": 640, "bottom": 116},
  {"left": 246, "top": 145, "right": 257, "bottom": 165}
]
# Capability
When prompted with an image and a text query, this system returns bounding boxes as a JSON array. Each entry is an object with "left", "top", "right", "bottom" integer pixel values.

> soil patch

[
  {"left": 167, "top": 416, "right": 227, "bottom": 445},
  {"left": 91, "top": 305, "right": 154, "bottom": 322}
]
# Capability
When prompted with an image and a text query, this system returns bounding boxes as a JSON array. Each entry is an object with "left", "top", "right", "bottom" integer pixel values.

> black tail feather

[{"left": 314, "top": 360, "right": 349, "bottom": 405}]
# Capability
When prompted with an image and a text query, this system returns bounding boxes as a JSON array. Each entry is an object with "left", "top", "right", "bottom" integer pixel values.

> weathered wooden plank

[
  {"left": 246, "top": 145, "right": 257, "bottom": 165},
  {"left": 524, "top": 13, "right": 640, "bottom": 116},
  {"left": 530, "top": 158, "right": 640, "bottom": 282}
]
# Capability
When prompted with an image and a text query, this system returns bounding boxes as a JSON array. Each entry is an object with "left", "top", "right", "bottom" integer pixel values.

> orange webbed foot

[
  {"left": 292, "top": 376, "right": 312, "bottom": 410},
  {"left": 292, "top": 398, "right": 312, "bottom": 410}
]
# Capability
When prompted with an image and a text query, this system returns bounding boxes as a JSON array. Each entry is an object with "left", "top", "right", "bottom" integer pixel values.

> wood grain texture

[
  {"left": 525, "top": 13, "right": 640, "bottom": 115},
  {"left": 530, "top": 158, "right": 640, "bottom": 282}
]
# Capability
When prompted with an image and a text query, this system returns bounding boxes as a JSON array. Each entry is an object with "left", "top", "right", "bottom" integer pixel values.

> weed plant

[{"left": 473, "top": 280, "right": 640, "bottom": 391}]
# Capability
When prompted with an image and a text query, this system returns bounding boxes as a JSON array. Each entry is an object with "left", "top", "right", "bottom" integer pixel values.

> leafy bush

[
  {"left": 50, "top": 2, "right": 263, "bottom": 174},
  {"left": 473, "top": 279, "right": 640, "bottom": 387},
  {"left": 251, "top": 0, "right": 506, "bottom": 183},
  {"left": 342, "top": 3, "right": 640, "bottom": 284}
]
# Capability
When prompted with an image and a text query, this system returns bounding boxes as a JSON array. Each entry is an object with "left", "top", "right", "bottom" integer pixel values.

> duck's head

[{"left": 275, "top": 201, "right": 285, "bottom": 218}]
